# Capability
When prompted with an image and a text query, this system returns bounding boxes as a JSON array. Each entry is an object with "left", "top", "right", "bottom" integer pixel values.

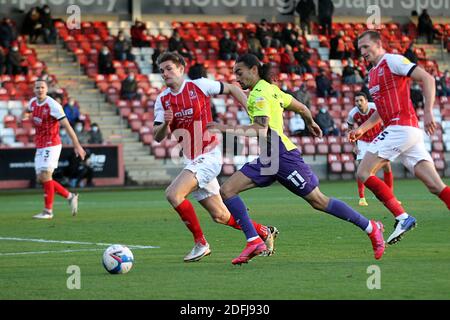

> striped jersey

[
  {"left": 367, "top": 53, "right": 418, "bottom": 128},
  {"left": 28, "top": 96, "right": 66, "bottom": 148},
  {"left": 154, "top": 78, "right": 223, "bottom": 160},
  {"left": 347, "top": 102, "right": 383, "bottom": 142}
]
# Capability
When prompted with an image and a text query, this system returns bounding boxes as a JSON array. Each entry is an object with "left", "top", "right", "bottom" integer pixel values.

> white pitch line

[
  {"left": 0, "top": 236, "right": 160, "bottom": 249},
  {"left": 0, "top": 246, "right": 156, "bottom": 256},
  {"left": 0, "top": 248, "right": 103, "bottom": 256}
]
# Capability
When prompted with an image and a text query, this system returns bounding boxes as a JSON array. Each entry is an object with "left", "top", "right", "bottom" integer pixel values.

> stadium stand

[{"left": 2, "top": 15, "right": 450, "bottom": 185}]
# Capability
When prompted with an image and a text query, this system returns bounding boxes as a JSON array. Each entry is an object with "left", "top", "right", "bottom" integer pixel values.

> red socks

[
  {"left": 357, "top": 179, "right": 365, "bottom": 198},
  {"left": 364, "top": 176, "right": 405, "bottom": 217},
  {"left": 43, "top": 180, "right": 54, "bottom": 211},
  {"left": 438, "top": 186, "right": 450, "bottom": 210},
  {"left": 227, "top": 215, "right": 268, "bottom": 239},
  {"left": 53, "top": 180, "right": 70, "bottom": 198},
  {"left": 174, "top": 199, "right": 206, "bottom": 245},
  {"left": 384, "top": 171, "right": 394, "bottom": 190}
]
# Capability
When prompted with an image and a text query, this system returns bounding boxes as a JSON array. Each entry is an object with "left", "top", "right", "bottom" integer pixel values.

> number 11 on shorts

[{"left": 287, "top": 171, "right": 307, "bottom": 189}]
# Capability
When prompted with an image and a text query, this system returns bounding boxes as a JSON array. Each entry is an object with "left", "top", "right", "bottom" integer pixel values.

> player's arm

[
  {"left": 222, "top": 82, "right": 248, "bottom": 111},
  {"left": 207, "top": 116, "right": 269, "bottom": 138},
  {"left": 59, "top": 118, "right": 86, "bottom": 160},
  {"left": 153, "top": 96, "right": 171, "bottom": 142},
  {"left": 284, "top": 98, "right": 322, "bottom": 138},
  {"left": 410, "top": 66, "right": 436, "bottom": 135},
  {"left": 153, "top": 112, "right": 172, "bottom": 143},
  {"left": 348, "top": 110, "right": 382, "bottom": 142}
]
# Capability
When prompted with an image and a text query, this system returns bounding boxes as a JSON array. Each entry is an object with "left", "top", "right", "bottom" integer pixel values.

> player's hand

[
  {"left": 307, "top": 122, "right": 323, "bottom": 138},
  {"left": 424, "top": 111, "right": 437, "bottom": 136},
  {"left": 164, "top": 109, "right": 173, "bottom": 124},
  {"left": 348, "top": 129, "right": 363, "bottom": 143},
  {"left": 206, "top": 122, "right": 226, "bottom": 133},
  {"left": 75, "top": 144, "right": 86, "bottom": 160}
]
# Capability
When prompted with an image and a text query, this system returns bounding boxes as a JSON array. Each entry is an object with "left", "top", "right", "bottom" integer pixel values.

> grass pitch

[{"left": 1, "top": 179, "right": 449, "bottom": 300}]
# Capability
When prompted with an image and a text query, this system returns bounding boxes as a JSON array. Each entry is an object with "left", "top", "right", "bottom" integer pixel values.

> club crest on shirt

[
  {"left": 164, "top": 100, "right": 171, "bottom": 109},
  {"left": 189, "top": 90, "right": 197, "bottom": 99},
  {"left": 378, "top": 68, "right": 384, "bottom": 76},
  {"left": 33, "top": 117, "right": 42, "bottom": 125},
  {"left": 255, "top": 97, "right": 266, "bottom": 109}
]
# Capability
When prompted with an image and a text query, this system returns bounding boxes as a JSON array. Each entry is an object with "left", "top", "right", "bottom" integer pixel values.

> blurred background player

[
  {"left": 208, "top": 54, "right": 385, "bottom": 265},
  {"left": 153, "top": 52, "right": 277, "bottom": 262},
  {"left": 350, "top": 30, "right": 450, "bottom": 245},
  {"left": 347, "top": 92, "right": 394, "bottom": 206},
  {"left": 27, "top": 79, "right": 86, "bottom": 219}
]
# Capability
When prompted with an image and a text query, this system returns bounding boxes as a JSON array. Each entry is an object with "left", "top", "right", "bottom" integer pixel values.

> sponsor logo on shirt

[
  {"left": 174, "top": 108, "right": 193, "bottom": 118},
  {"left": 369, "top": 85, "right": 380, "bottom": 95}
]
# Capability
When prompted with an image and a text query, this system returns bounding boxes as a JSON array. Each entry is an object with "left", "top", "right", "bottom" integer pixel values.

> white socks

[{"left": 396, "top": 213, "right": 409, "bottom": 220}]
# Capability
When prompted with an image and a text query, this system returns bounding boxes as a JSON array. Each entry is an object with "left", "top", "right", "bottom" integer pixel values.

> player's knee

[
  {"left": 219, "top": 185, "right": 235, "bottom": 201},
  {"left": 310, "top": 197, "right": 328, "bottom": 211},
  {"left": 356, "top": 168, "right": 369, "bottom": 183},
  {"left": 165, "top": 187, "right": 182, "bottom": 207},
  {"left": 211, "top": 213, "right": 228, "bottom": 224},
  {"left": 306, "top": 192, "right": 328, "bottom": 211},
  {"left": 39, "top": 172, "right": 51, "bottom": 183},
  {"left": 425, "top": 182, "right": 442, "bottom": 195}
]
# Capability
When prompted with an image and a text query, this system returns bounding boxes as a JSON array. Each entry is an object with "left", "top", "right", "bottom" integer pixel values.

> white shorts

[
  {"left": 34, "top": 144, "right": 62, "bottom": 175},
  {"left": 356, "top": 140, "right": 371, "bottom": 161},
  {"left": 184, "top": 147, "right": 222, "bottom": 201},
  {"left": 366, "top": 125, "right": 433, "bottom": 173}
]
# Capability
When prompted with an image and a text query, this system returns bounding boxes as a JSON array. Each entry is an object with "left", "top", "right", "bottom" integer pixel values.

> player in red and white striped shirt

[
  {"left": 349, "top": 30, "right": 450, "bottom": 245},
  {"left": 153, "top": 52, "right": 276, "bottom": 262},
  {"left": 27, "top": 79, "right": 86, "bottom": 219},
  {"left": 347, "top": 92, "right": 394, "bottom": 206}
]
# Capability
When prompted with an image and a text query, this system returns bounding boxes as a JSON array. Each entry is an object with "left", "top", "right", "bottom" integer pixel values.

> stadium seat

[
  {"left": 315, "top": 137, "right": 328, "bottom": 154},
  {"left": 328, "top": 154, "right": 343, "bottom": 173},
  {"left": 329, "top": 142, "right": 342, "bottom": 154},
  {"left": 431, "top": 152, "right": 446, "bottom": 171},
  {"left": 343, "top": 161, "right": 356, "bottom": 173}
]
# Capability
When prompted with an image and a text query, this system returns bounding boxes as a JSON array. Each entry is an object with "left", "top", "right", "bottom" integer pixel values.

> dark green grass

[{"left": 1, "top": 179, "right": 450, "bottom": 300}]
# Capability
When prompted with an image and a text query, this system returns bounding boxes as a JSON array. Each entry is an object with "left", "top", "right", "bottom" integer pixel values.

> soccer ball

[{"left": 102, "top": 244, "right": 134, "bottom": 274}]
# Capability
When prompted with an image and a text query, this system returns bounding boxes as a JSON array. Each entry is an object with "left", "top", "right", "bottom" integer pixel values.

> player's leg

[
  {"left": 382, "top": 161, "right": 394, "bottom": 191},
  {"left": 367, "top": 126, "right": 429, "bottom": 244},
  {"left": 356, "top": 160, "right": 368, "bottom": 206},
  {"left": 355, "top": 142, "right": 368, "bottom": 206},
  {"left": 33, "top": 169, "right": 55, "bottom": 219},
  {"left": 411, "top": 156, "right": 450, "bottom": 209},
  {"left": 165, "top": 169, "right": 210, "bottom": 262},
  {"left": 51, "top": 179, "right": 79, "bottom": 216},
  {"left": 358, "top": 151, "right": 406, "bottom": 219},
  {"left": 220, "top": 169, "right": 272, "bottom": 264},
  {"left": 220, "top": 170, "right": 261, "bottom": 243},
  {"left": 275, "top": 150, "right": 385, "bottom": 259},
  {"left": 301, "top": 188, "right": 385, "bottom": 259},
  {"left": 199, "top": 193, "right": 277, "bottom": 255},
  {"left": 33, "top": 146, "right": 61, "bottom": 219}
]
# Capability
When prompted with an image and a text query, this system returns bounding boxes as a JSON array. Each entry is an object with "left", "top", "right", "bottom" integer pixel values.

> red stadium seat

[
  {"left": 329, "top": 143, "right": 342, "bottom": 154},
  {"left": 343, "top": 161, "right": 356, "bottom": 173},
  {"left": 153, "top": 146, "right": 167, "bottom": 159},
  {"left": 302, "top": 143, "right": 315, "bottom": 155}
]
